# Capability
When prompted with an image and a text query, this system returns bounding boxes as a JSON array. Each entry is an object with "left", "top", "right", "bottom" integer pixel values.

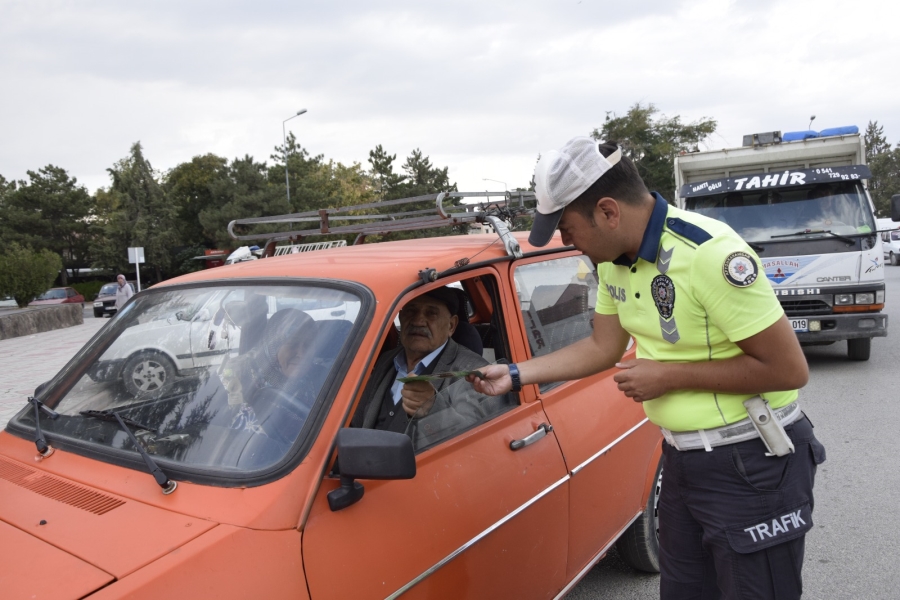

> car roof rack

[{"left": 227, "top": 190, "right": 537, "bottom": 258}]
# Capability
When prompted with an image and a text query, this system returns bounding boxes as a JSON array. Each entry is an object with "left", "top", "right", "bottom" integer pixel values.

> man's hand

[
  {"left": 466, "top": 364, "right": 512, "bottom": 396},
  {"left": 400, "top": 380, "right": 437, "bottom": 417},
  {"left": 613, "top": 359, "right": 671, "bottom": 403}
]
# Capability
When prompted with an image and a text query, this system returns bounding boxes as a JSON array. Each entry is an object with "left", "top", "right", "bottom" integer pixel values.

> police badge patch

[
  {"left": 723, "top": 251, "right": 759, "bottom": 287},
  {"left": 651, "top": 274, "right": 676, "bottom": 319}
]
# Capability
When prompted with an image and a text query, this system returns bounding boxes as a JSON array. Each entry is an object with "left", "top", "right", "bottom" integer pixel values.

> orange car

[{"left": 1, "top": 225, "right": 662, "bottom": 598}]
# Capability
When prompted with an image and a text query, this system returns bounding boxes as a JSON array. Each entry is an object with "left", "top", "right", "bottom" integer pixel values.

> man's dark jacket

[{"left": 351, "top": 338, "right": 489, "bottom": 449}]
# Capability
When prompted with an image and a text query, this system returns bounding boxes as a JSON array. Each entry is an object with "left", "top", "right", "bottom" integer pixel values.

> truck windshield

[
  {"left": 15, "top": 283, "right": 362, "bottom": 478},
  {"left": 684, "top": 180, "right": 875, "bottom": 242}
]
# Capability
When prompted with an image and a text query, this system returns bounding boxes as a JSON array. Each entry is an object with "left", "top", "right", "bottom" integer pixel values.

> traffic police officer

[{"left": 469, "top": 136, "right": 826, "bottom": 599}]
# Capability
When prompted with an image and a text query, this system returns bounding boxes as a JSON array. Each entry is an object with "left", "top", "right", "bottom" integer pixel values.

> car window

[
  {"left": 22, "top": 283, "right": 363, "bottom": 477},
  {"left": 67, "top": 288, "right": 76, "bottom": 297},
  {"left": 100, "top": 284, "right": 118, "bottom": 295},
  {"left": 37, "top": 289, "right": 66, "bottom": 300},
  {"left": 406, "top": 375, "right": 508, "bottom": 453},
  {"left": 514, "top": 255, "right": 599, "bottom": 393},
  {"left": 357, "top": 275, "right": 516, "bottom": 454}
]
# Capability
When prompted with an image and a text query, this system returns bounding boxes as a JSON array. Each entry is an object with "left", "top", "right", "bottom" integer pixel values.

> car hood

[{"left": 0, "top": 454, "right": 216, "bottom": 598}]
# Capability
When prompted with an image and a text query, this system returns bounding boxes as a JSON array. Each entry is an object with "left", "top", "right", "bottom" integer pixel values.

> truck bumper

[{"left": 794, "top": 313, "right": 888, "bottom": 343}]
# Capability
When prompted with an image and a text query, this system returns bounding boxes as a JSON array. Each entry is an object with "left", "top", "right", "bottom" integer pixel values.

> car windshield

[
  {"left": 37, "top": 289, "right": 66, "bottom": 300},
  {"left": 100, "top": 284, "right": 118, "bottom": 295},
  {"left": 18, "top": 283, "right": 362, "bottom": 476},
  {"left": 684, "top": 180, "right": 876, "bottom": 242}
]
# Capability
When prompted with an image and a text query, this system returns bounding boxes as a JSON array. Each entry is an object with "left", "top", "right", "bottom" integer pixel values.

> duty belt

[{"left": 661, "top": 400, "right": 801, "bottom": 452}]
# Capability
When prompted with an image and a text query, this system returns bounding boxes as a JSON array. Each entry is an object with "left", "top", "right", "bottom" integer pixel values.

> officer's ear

[{"left": 595, "top": 197, "right": 621, "bottom": 230}]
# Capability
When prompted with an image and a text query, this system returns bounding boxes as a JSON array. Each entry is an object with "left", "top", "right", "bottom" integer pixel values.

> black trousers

[{"left": 659, "top": 416, "right": 826, "bottom": 600}]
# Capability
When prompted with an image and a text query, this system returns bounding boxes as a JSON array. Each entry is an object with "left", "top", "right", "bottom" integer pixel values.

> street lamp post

[
  {"left": 482, "top": 178, "right": 508, "bottom": 193},
  {"left": 283, "top": 109, "right": 308, "bottom": 205}
]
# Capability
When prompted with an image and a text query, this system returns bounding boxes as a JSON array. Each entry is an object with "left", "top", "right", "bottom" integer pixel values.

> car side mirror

[
  {"left": 175, "top": 311, "right": 186, "bottom": 321},
  {"left": 327, "top": 428, "right": 416, "bottom": 512},
  {"left": 891, "top": 194, "right": 900, "bottom": 222}
]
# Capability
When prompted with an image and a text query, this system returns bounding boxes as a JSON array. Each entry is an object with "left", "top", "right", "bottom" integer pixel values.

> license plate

[{"left": 791, "top": 318, "right": 809, "bottom": 333}]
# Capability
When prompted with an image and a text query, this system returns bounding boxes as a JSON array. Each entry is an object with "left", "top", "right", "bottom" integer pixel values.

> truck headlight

[
  {"left": 835, "top": 294, "right": 854, "bottom": 305},
  {"left": 855, "top": 293, "right": 875, "bottom": 305}
]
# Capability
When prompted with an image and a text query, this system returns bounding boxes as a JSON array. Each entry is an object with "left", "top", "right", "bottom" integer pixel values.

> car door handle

[{"left": 510, "top": 423, "right": 553, "bottom": 451}]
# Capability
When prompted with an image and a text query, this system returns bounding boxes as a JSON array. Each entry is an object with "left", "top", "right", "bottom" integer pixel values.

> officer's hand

[
  {"left": 467, "top": 364, "right": 512, "bottom": 396},
  {"left": 401, "top": 380, "right": 436, "bottom": 417},
  {"left": 613, "top": 359, "right": 670, "bottom": 402}
]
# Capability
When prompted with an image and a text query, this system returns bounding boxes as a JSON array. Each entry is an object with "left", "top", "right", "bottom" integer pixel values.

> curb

[{"left": 0, "top": 305, "right": 84, "bottom": 340}]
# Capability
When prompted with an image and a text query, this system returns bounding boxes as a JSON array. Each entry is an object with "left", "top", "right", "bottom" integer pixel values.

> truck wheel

[
  {"left": 616, "top": 457, "right": 662, "bottom": 573},
  {"left": 848, "top": 337, "right": 871, "bottom": 361},
  {"left": 891, "top": 252, "right": 898, "bottom": 266},
  {"left": 123, "top": 352, "right": 176, "bottom": 397}
]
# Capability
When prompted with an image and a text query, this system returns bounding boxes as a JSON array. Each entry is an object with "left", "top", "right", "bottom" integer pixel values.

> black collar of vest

[{"left": 612, "top": 192, "right": 669, "bottom": 267}]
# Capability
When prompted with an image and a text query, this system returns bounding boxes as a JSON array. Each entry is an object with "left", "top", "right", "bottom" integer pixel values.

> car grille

[{"left": 779, "top": 299, "right": 832, "bottom": 316}]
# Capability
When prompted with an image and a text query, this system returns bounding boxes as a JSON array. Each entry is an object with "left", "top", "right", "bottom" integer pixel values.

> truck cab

[{"left": 674, "top": 128, "right": 887, "bottom": 360}]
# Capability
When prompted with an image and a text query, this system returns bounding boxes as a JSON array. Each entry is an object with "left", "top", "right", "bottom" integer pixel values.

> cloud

[{"left": 1, "top": 0, "right": 898, "bottom": 197}]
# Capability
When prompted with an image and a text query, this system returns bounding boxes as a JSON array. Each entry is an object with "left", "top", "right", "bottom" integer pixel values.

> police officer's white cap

[{"left": 529, "top": 137, "right": 621, "bottom": 247}]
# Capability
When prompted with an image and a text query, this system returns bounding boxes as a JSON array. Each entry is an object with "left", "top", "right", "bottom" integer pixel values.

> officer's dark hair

[{"left": 567, "top": 141, "right": 650, "bottom": 223}]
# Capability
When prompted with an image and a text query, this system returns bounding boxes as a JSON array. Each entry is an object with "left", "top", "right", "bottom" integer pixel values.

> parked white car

[{"left": 877, "top": 218, "right": 900, "bottom": 265}]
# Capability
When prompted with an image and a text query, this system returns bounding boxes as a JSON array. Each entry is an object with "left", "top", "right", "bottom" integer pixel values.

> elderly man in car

[{"left": 351, "top": 287, "right": 490, "bottom": 448}]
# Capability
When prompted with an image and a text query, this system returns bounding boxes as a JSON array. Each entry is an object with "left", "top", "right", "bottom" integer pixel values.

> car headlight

[
  {"left": 876, "top": 290, "right": 885, "bottom": 304},
  {"left": 93, "top": 301, "right": 103, "bottom": 307},
  {"left": 855, "top": 292, "right": 875, "bottom": 305},
  {"left": 834, "top": 294, "right": 853, "bottom": 305}
]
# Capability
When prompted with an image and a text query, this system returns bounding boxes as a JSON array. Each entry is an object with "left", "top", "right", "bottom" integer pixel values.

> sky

[{"left": 2, "top": 0, "right": 898, "bottom": 198}]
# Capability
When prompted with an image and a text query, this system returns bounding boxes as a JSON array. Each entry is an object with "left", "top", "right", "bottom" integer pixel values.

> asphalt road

[{"left": 570, "top": 265, "right": 900, "bottom": 599}]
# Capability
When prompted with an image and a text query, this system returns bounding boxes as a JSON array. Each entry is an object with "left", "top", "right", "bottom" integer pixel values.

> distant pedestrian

[{"left": 115, "top": 274, "right": 133, "bottom": 310}]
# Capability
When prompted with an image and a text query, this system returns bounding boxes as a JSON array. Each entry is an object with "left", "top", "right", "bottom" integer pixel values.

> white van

[{"left": 877, "top": 218, "right": 900, "bottom": 265}]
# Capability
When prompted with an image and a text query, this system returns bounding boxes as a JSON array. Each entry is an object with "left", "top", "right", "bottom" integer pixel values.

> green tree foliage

[
  {"left": 0, "top": 243, "right": 63, "bottom": 308},
  {"left": 0, "top": 174, "right": 15, "bottom": 202},
  {"left": 368, "top": 145, "right": 407, "bottom": 200},
  {"left": 400, "top": 149, "right": 456, "bottom": 198},
  {"left": 864, "top": 120, "right": 900, "bottom": 217},
  {"left": 164, "top": 153, "right": 230, "bottom": 248},
  {"left": 591, "top": 102, "right": 717, "bottom": 202},
  {"left": 0, "top": 166, "right": 95, "bottom": 285},
  {"left": 91, "top": 142, "right": 180, "bottom": 283},
  {"left": 363, "top": 146, "right": 459, "bottom": 240},
  {"left": 198, "top": 155, "right": 293, "bottom": 248},
  {"left": 864, "top": 121, "right": 890, "bottom": 160}
]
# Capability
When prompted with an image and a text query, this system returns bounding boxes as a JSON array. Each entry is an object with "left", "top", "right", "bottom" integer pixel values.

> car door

[
  {"left": 510, "top": 253, "right": 661, "bottom": 581},
  {"left": 303, "top": 271, "right": 570, "bottom": 599}
]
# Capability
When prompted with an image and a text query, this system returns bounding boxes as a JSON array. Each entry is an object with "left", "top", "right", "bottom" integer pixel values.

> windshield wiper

[
  {"left": 770, "top": 229, "right": 855, "bottom": 245},
  {"left": 28, "top": 396, "right": 59, "bottom": 459},
  {"left": 80, "top": 409, "right": 156, "bottom": 432},
  {"left": 80, "top": 409, "right": 177, "bottom": 495}
]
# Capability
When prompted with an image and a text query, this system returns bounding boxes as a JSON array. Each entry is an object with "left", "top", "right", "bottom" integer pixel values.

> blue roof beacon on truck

[{"left": 674, "top": 125, "right": 887, "bottom": 361}]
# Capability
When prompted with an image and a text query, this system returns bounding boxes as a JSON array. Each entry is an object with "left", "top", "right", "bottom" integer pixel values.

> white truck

[{"left": 674, "top": 127, "right": 887, "bottom": 360}]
